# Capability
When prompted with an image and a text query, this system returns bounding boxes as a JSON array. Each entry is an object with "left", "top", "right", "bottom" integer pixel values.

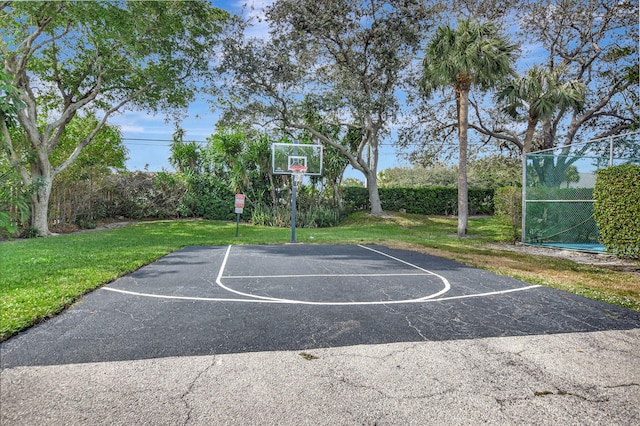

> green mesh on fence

[{"left": 523, "top": 132, "right": 640, "bottom": 248}]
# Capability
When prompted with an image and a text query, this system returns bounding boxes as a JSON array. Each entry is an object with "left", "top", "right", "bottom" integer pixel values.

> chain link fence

[{"left": 523, "top": 131, "right": 640, "bottom": 251}]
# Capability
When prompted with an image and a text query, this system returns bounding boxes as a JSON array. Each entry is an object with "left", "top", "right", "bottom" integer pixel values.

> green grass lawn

[{"left": 1, "top": 213, "right": 638, "bottom": 341}]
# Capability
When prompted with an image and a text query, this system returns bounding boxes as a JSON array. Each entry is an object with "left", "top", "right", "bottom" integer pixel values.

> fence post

[
  {"left": 609, "top": 136, "right": 614, "bottom": 167},
  {"left": 521, "top": 154, "right": 527, "bottom": 243}
]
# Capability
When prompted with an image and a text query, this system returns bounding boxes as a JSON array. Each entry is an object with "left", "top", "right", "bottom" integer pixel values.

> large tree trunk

[
  {"left": 295, "top": 122, "right": 386, "bottom": 216},
  {"left": 365, "top": 169, "right": 384, "bottom": 216},
  {"left": 522, "top": 116, "right": 538, "bottom": 154},
  {"left": 365, "top": 130, "right": 385, "bottom": 216},
  {"left": 28, "top": 154, "right": 55, "bottom": 236},
  {"left": 30, "top": 174, "right": 54, "bottom": 236},
  {"left": 457, "top": 87, "right": 469, "bottom": 236}
]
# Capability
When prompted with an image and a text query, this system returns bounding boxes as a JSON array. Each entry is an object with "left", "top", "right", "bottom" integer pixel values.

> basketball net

[{"left": 289, "top": 165, "right": 307, "bottom": 185}]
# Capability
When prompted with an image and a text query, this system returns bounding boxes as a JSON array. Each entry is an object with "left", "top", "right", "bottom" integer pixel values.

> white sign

[{"left": 234, "top": 194, "right": 245, "bottom": 214}]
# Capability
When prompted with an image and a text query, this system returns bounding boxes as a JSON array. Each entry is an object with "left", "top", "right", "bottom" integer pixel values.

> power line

[
  {"left": 121, "top": 137, "right": 497, "bottom": 149},
  {"left": 122, "top": 137, "right": 209, "bottom": 145}
]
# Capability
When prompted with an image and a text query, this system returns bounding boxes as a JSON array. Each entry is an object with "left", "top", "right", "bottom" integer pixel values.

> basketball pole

[{"left": 291, "top": 142, "right": 298, "bottom": 243}]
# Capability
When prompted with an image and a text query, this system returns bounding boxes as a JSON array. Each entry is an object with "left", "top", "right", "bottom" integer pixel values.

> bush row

[
  {"left": 493, "top": 186, "right": 522, "bottom": 242},
  {"left": 342, "top": 186, "right": 495, "bottom": 215},
  {"left": 251, "top": 204, "right": 341, "bottom": 228},
  {"left": 49, "top": 172, "right": 190, "bottom": 230},
  {"left": 593, "top": 164, "right": 640, "bottom": 259},
  {"left": 48, "top": 172, "right": 341, "bottom": 229}
]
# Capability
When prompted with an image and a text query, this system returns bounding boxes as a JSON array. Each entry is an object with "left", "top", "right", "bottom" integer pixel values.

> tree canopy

[
  {"left": 401, "top": 0, "right": 638, "bottom": 164},
  {"left": 0, "top": 0, "right": 228, "bottom": 235},
  {"left": 217, "top": 0, "right": 438, "bottom": 216}
]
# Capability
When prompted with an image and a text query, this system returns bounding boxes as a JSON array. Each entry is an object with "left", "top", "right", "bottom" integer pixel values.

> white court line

[
  {"left": 356, "top": 245, "right": 452, "bottom": 301},
  {"left": 213, "top": 244, "right": 451, "bottom": 304},
  {"left": 215, "top": 245, "right": 286, "bottom": 302},
  {"left": 224, "top": 273, "right": 432, "bottom": 279},
  {"left": 101, "top": 244, "right": 542, "bottom": 306},
  {"left": 103, "top": 285, "right": 542, "bottom": 304}
]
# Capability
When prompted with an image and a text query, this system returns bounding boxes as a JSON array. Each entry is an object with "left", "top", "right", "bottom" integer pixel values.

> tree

[
  {"left": 190, "top": 127, "right": 280, "bottom": 208},
  {"left": 207, "top": 128, "right": 257, "bottom": 196},
  {"left": 495, "top": 66, "right": 585, "bottom": 154},
  {"left": 401, "top": 0, "right": 637, "bottom": 193},
  {"left": 0, "top": 69, "right": 23, "bottom": 129},
  {"left": 1, "top": 1, "right": 228, "bottom": 235},
  {"left": 0, "top": 70, "right": 28, "bottom": 235},
  {"left": 520, "top": 0, "right": 638, "bottom": 146},
  {"left": 217, "top": 0, "right": 437, "bottom": 216},
  {"left": 170, "top": 126, "right": 202, "bottom": 174},
  {"left": 469, "top": 0, "right": 638, "bottom": 153},
  {"left": 319, "top": 130, "right": 356, "bottom": 210},
  {"left": 378, "top": 156, "right": 521, "bottom": 189},
  {"left": 50, "top": 114, "right": 126, "bottom": 178},
  {"left": 378, "top": 165, "right": 458, "bottom": 188},
  {"left": 420, "top": 19, "right": 516, "bottom": 236},
  {"left": 470, "top": 0, "right": 637, "bottom": 188}
]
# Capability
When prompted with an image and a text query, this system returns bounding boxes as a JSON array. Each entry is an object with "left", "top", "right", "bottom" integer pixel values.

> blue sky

[
  {"left": 111, "top": 1, "right": 253, "bottom": 173},
  {"left": 110, "top": 0, "right": 409, "bottom": 179},
  {"left": 112, "top": 1, "right": 547, "bottom": 178}
]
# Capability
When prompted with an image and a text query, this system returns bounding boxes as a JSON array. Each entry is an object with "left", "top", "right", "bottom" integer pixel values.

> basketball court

[{"left": 2, "top": 244, "right": 639, "bottom": 368}]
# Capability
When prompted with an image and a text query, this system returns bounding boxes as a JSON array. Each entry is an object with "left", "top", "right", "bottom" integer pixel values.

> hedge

[
  {"left": 593, "top": 164, "right": 640, "bottom": 259},
  {"left": 342, "top": 186, "right": 494, "bottom": 215},
  {"left": 494, "top": 186, "right": 522, "bottom": 242}
]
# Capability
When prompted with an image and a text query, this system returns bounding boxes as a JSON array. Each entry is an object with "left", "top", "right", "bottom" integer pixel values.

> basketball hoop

[{"left": 289, "top": 164, "right": 307, "bottom": 185}]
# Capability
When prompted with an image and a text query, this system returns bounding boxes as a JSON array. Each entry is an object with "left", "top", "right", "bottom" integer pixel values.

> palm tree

[
  {"left": 421, "top": 19, "right": 517, "bottom": 236},
  {"left": 497, "top": 66, "right": 585, "bottom": 154}
]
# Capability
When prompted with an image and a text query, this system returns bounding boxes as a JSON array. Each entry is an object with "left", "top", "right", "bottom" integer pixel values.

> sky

[
  {"left": 111, "top": 0, "right": 549, "bottom": 178},
  {"left": 110, "top": 0, "right": 410, "bottom": 180}
]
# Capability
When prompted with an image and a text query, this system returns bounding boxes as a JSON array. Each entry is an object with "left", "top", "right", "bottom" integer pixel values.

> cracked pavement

[
  {"left": 1, "top": 245, "right": 639, "bottom": 424},
  {"left": 2, "top": 330, "right": 638, "bottom": 425}
]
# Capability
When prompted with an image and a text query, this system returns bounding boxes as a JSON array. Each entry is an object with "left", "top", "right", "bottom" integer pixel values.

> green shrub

[
  {"left": 250, "top": 204, "right": 340, "bottom": 228},
  {"left": 342, "top": 186, "right": 494, "bottom": 215},
  {"left": 593, "top": 165, "right": 640, "bottom": 259},
  {"left": 299, "top": 206, "right": 341, "bottom": 228},
  {"left": 250, "top": 204, "right": 290, "bottom": 227},
  {"left": 0, "top": 211, "right": 16, "bottom": 238},
  {"left": 494, "top": 186, "right": 522, "bottom": 242},
  {"left": 1, "top": 169, "right": 32, "bottom": 237},
  {"left": 342, "top": 186, "right": 370, "bottom": 212},
  {"left": 19, "top": 226, "right": 40, "bottom": 239},
  {"left": 188, "top": 175, "right": 235, "bottom": 220}
]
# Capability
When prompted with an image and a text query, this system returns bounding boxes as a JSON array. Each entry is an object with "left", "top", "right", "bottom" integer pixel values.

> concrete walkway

[{"left": 2, "top": 329, "right": 639, "bottom": 425}]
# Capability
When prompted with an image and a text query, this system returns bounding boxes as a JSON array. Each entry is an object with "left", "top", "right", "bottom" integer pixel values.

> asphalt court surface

[{"left": 2, "top": 244, "right": 640, "bottom": 368}]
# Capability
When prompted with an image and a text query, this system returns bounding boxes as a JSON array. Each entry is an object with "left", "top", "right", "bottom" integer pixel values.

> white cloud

[{"left": 109, "top": 111, "right": 169, "bottom": 136}]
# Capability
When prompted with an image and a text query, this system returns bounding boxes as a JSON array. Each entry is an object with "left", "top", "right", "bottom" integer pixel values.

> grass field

[{"left": 1, "top": 213, "right": 638, "bottom": 341}]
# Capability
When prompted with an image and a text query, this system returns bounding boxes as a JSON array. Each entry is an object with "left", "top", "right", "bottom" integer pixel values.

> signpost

[{"left": 234, "top": 194, "right": 245, "bottom": 237}]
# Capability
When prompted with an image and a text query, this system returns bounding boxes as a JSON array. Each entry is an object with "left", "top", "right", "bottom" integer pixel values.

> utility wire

[{"left": 121, "top": 137, "right": 494, "bottom": 149}]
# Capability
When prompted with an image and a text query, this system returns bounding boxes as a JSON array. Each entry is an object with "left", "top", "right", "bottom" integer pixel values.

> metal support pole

[
  {"left": 521, "top": 153, "right": 527, "bottom": 243},
  {"left": 291, "top": 176, "right": 297, "bottom": 243},
  {"left": 291, "top": 141, "right": 298, "bottom": 243},
  {"left": 609, "top": 136, "right": 614, "bottom": 167}
]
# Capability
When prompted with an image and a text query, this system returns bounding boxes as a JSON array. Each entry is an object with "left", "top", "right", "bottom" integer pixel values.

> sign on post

[
  {"left": 234, "top": 194, "right": 245, "bottom": 237},
  {"left": 234, "top": 194, "right": 245, "bottom": 214}
]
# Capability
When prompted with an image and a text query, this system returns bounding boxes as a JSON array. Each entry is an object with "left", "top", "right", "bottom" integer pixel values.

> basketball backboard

[{"left": 271, "top": 143, "right": 323, "bottom": 176}]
